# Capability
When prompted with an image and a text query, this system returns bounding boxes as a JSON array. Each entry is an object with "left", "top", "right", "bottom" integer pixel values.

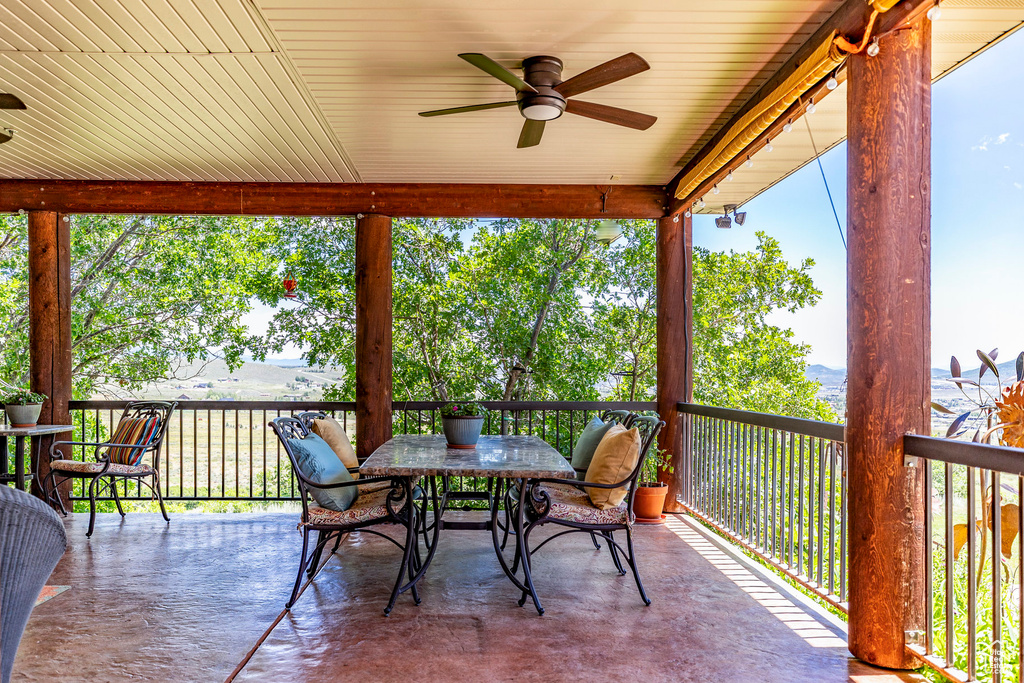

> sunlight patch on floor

[{"left": 664, "top": 515, "right": 847, "bottom": 649}]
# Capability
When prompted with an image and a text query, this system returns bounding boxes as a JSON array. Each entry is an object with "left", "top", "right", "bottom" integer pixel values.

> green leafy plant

[
  {"left": 440, "top": 401, "right": 488, "bottom": 418},
  {"left": 639, "top": 446, "right": 673, "bottom": 486},
  {"left": 2, "top": 390, "right": 47, "bottom": 405}
]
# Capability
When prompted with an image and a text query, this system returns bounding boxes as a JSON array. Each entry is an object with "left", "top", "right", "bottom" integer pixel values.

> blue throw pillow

[
  {"left": 287, "top": 433, "right": 358, "bottom": 512},
  {"left": 570, "top": 416, "right": 617, "bottom": 473}
]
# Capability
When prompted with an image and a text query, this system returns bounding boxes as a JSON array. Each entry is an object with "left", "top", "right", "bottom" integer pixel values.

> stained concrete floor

[{"left": 13, "top": 512, "right": 925, "bottom": 682}]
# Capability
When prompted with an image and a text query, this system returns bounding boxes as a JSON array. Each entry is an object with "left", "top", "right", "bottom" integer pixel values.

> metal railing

[
  {"left": 905, "top": 435, "right": 1024, "bottom": 683},
  {"left": 676, "top": 402, "right": 849, "bottom": 611},
  {"left": 63, "top": 399, "right": 655, "bottom": 502}
]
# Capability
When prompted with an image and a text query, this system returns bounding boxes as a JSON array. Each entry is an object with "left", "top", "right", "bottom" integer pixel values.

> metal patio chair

[
  {"left": 270, "top": 416, "right": 424, "bottom": 615},
  {"left": 43, "top": 401, "right": 177, "bottom": 537},
  {"left": 512, "top": 413, "right": 665, "bottom": 606}
]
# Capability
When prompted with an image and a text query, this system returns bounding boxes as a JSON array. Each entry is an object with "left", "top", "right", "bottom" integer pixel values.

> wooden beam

[
  {"left": 656, "top": 213, "right": 693, "bottom": 512},
  {"left": 846, "top": 16, "right": 931, "bottom": 670},
  {"left": 668, "top": 0, "right": 934, "bottom": 211},
  {"left": 0, "top": 180, "right": 668, "bottom": 219},
  {"left": 28, "top": 210, "right": 73, "bottom": 506},
  {"left": 355, "top": 214, "right": 393, "bottom": 461}
]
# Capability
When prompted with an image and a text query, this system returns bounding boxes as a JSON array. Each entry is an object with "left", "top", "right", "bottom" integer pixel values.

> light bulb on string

[
  {"left": 927, "top": 4, "right": 940, "bottom": 21},
  {"left": 698, "top": 198, "right": 706, "bottom": 208},
  {"left": 826, "top": 75, "right": 838, "bottom": 90},
  {"left": 725, "top": 171, "right": 733, "bottom": 182},
  {"left": 806, "top": 99, "right": 816, "bottom": 114},
  {"left": 712, "top": 185, "right": 720, "bottom": 195},
  {"left": 866, "top": 39, "right": 880, "bottom": 57},
  {"left": 744, "top": 157, "right": 753, "bottom": 169},
  {"left": 765, "top": 139, "right": 773, "bottom": 152},
  {"left": 684, "top": 209, "right": 691, "bottom": 218},
  {"left": 783, "top": 120, "right": 792, "bottom": 133}
]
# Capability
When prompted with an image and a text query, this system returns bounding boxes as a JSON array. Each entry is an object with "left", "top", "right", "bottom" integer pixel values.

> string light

[
  {"left": 783, "top": 119, "right": 793, "bottom": 133},
  {"left": 712, "top": 185, "right": 720, "bottom": 195},
  {"left": 684, "top": 209, "right": 692, "bottom": 218},
  {"left": 765, "top": 139, "right": 774, "bottom": 152},
  {"left": 744, "top": 156, "right": 753, "bottom": 169},
  {"left": 927, "top": 4, "right": 941, "bottom": 21},
  {"left": 698, "top": 198, "right": 706, "bottom": 208},
  {"left": 726, "top": 171, "right": 733, "bottom": 182},
  {"left": 806, "top": 99, "right": 817, "bottom": 114},
  {"left": 866, "top": 39, "right": 880, "bottom": 57}
]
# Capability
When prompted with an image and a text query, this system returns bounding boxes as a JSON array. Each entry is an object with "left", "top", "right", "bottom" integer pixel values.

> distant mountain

[{"left": 805, "top": 364, "right": 847, "bottom": 387}]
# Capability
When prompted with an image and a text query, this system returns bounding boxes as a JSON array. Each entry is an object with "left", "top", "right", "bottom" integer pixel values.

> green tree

[{"left": 0, "top": 213, "right": 277, "bottom": 398}]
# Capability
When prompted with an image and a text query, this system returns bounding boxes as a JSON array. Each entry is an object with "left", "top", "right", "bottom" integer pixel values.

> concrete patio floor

[{"left": 13, "top": 511, "right": 925, "bottom": 682}]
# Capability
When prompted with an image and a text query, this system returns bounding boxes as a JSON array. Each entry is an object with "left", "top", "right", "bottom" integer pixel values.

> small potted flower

[
  {"left": 440, "top": 401, "right": 488, "bottom": 449},
  {"left": 633, "top": 447, "right": 673, "bottom": 524},
  {"left": 2, "top": 390, "right": 48, "bottom": 428}
]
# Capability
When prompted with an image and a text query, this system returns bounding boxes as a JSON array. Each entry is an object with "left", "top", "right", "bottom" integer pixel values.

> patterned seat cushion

[
  {"left": 305, "top": 485, "right": 411, "bottom": 527},
  {"left": 540, "top": 482, "right": 628, "bottom": 526},
  {"left": 50, "top": 460, "right": 156, "bottom": 476}
]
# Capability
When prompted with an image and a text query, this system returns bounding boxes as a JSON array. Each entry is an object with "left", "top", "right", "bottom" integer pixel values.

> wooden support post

[
  {"left": 657, "top": 213, "right": 693, "bottom": 512},
  {"left": 355, "top": 214, "right": 393, "bottom": 460},
  {"left": 28, "top": 210, "right": 73, "bottom": 505},
  {"left": 846, "top": 17, "right": 931, "bottom": 669}
]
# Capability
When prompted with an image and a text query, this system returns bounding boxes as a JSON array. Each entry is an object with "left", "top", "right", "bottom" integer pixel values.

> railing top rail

[
  {"left": 70, "top": 399, "right": 656, "bottom": 412},
  {"left": 904, "top": 433, "right": 1024, "bottom": 476},
  {"left": 677, "top": 402, "right": 845, "bottom": 442}
]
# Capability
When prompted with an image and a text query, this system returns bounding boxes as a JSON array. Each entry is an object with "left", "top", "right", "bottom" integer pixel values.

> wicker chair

[
  {"left": 511, "top": 414, "right": 664, "bottom": 608},
  {"left": 269, "top": 416, "right": 423, "bottom": 615},
  {"left": 0, "top": 485, "right": 67, "bottom": 683},
  {"left": 43, "top": 401, "right": 177, "bottom": 537}
]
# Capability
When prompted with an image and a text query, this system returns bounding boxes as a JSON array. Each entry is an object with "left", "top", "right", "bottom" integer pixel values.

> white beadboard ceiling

[{"left": 0, "top": 0, "right": 1020, "bottom": 208}]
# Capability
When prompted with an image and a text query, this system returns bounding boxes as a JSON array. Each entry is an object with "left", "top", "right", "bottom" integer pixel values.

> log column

[
  {"left": 657, "top": 213, "right": 693, "bottom": 512},
  {"left": 846, "top": 17, "right": 931, "bottom": 669},
  {"left": 355, "top": 214, "right": 393, "bottom": 460},
  {"left": 28, "top": 210, "right": 73, "bottom": 505}
]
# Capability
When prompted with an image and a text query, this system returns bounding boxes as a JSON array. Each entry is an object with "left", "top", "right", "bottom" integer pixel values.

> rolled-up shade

[{"left": 674, "top": 33, "right": 847, "bottom": 202}]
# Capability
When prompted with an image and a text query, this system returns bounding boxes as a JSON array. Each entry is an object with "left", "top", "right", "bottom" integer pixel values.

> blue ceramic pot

[{"left": 442, "top": 416, "right": 484, "bottom": 448}]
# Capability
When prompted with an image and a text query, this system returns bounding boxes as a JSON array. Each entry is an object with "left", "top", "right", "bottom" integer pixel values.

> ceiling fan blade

[
  {"left": 517, "top": 119, "right": 545, "bottom": 148},
  {"left": 459, "top": 53, "right": 537, "bottom": 94},
  {"left": 0, "top": 93, "right": 25, "bottom": 110},
  {"left": 419, "top": 101, "right": 517, "bottom": 117},
  {"left": 554, "top": 53, "right": 650, "bottom": 99},
  {"left": 564, "top": 100, "right": 657, "bottom": 131},
  {"left": 0, "top": 128, "right": 13, "bottom": 144}
]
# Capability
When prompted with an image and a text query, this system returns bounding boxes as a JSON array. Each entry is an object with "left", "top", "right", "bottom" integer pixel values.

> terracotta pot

[
  {"left": 442, "top": 415, "right": 485, "bottom": 448},
  {"left": 633, "top": 482, "right": 668, "bottom": 521},
  {"left": 5, "top": 403, "right": 43, "bottom": 428}
]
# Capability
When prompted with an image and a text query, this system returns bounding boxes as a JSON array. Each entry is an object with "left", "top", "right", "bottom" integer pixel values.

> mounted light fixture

[
  {"left": 715, "top": 213, "right": 732, "bottom": 229},
  {"left": 724, "top": 204, "right": 747, "bottom": 227},
  {"left": 595, "top": 219, "right": 622, "bottom": 245}
]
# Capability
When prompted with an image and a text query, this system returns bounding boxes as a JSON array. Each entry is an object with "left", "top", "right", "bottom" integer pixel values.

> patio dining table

[{"left": 360, "top": 434, "right": 576, "bottom": 614}]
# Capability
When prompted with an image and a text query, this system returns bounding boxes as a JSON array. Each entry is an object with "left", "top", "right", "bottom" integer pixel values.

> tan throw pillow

[
  {"left": 310, "top": 416, "right": 359, "bottom": 479},
  {"left": 584, "top": 425, "right": 641, "bottom": 510}
]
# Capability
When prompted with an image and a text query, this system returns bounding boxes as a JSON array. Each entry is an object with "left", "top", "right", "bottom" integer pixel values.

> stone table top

[
  {"left": 361, "top": 435, "right": 576, "bottom": 479},
  {"left": 0, "top": 424, "right": 74, "bottom": 437}
]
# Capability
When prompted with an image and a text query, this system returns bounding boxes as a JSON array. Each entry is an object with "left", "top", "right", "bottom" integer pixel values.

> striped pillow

[{"left": 106, "top": 416, "right": 160, "bottom": 466}]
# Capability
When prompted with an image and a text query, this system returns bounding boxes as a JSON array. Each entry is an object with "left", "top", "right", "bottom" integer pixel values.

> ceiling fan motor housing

[{"left": 517, "top": 56, "right": 566, "bottom": 120}]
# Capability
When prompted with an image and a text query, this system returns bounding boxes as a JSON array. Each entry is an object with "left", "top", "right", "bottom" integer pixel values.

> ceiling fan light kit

[{"left": 420, "top": 52, "right": 657, "bottom": 148}]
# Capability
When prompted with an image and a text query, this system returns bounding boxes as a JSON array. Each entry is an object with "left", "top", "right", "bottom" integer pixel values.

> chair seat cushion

[
  {"left": 541, "top": 482, "right": 628, "bottom": 526},
  {"left": 50, "top": 460, "right": 155, "bottom": 476},
  {"left": 305, "top": 485, "right": 414, "bottom": 527}
]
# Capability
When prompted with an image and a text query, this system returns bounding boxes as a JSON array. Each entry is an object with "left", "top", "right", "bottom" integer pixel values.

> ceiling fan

[
  {"left": 419, "top": 53, "right": 656, "bottom": 148},
  {"left": 0, "top": 92, "right": 26, "bottom": 144}
]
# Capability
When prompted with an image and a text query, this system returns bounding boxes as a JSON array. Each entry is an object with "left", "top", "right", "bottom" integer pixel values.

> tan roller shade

[{"left": 674, "top": 33, "right": 847, "bottom": 202}]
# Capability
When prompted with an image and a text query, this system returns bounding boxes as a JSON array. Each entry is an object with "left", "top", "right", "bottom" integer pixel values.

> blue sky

[{"left": 695, "top": 28, "right": 1024, "bottom": 369}]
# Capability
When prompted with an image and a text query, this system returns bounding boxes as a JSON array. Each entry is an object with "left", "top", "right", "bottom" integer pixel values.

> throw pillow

[
  {"left": 584, "top": 425, "right": 641, "bottom": 510},
  {"left": 287, "top": 433, "right": 358, "bottom": 512},
  {"left": 107, "top": 416, "right": 160, "bottom": 466},
  {"left": 310, "top": 415, "right": 360, "bottom": 479},
  {"left": 570, "top": 416, "right": 616, "bottom": 473}
]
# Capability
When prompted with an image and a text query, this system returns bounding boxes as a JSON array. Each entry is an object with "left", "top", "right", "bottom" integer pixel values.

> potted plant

[
  {"left": 634, "top": 447, "right": 673, "bottom": 523},
  {"left": 441, "top": 401, "right": 488, "bottom": 449},
  {"left": 2, "top": 390, "right": 48, "bottom": 428}
]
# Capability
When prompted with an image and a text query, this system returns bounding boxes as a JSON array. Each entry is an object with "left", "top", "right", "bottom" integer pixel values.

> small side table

[{"left": 0, "top": 425, "right": 74, "bottom": 492}]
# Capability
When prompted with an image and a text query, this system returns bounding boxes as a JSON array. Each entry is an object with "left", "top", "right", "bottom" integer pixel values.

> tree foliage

[{"left": 2, "top": 213, "right": 833, "bottom": 419}]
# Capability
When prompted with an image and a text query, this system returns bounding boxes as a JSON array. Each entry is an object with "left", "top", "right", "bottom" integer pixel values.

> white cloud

[
  {"left": 973, "top": 133, "right": 1012, "bottom": 151},
  {"left": 1015, "top": 182, "right": 1023, "bottom": 190}
]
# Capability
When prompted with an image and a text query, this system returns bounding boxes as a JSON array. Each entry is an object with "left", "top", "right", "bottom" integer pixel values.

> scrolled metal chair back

[
  {"left": 296, "top": 411, "right": 326, "bottom": 432},
  {"left": 600, "top": 409, "right": 634, "bottom": 428}
]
